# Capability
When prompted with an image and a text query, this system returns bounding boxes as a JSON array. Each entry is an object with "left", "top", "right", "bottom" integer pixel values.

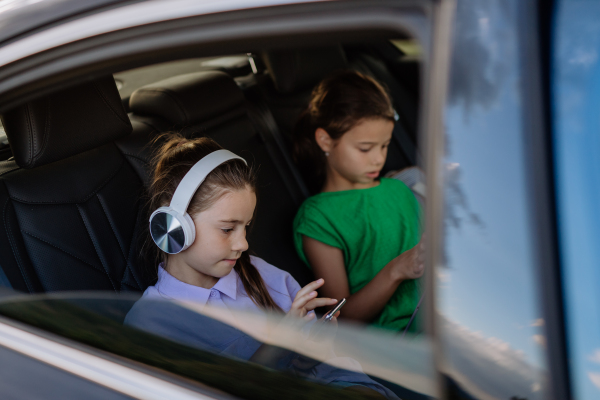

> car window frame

[
  {"left": 0, "top": 0, "right": 430, "bottom": 112},
  {"left": 0, "top": 310, "right": 228, "bottom": 399},
  {"left": 0, "top": 1, "right": 452, "bottom": 398}
]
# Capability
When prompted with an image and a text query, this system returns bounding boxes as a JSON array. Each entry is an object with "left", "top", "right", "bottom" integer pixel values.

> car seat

[
  {"left": 0, "top": 76, "right": 153, "bottom": 292},
  {"left": 258, "top": 45, "right": 417, "bottom": 183},
  {"left": 128, "top": 71, "right": 314, "bottom": 286}
]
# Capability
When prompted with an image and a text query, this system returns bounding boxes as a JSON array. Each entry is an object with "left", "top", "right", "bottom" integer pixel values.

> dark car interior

[{"left": 0, "top": 40, "right": 420, "bottom": 295}]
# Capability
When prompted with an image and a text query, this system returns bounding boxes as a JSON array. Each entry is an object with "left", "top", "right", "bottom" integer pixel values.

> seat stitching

[
  {"left": 122, "top": 201, "right": 144, "bottom": 290},
  {"left": 21, "top": 230, "right": 106, "bottom": 274},
  {"left": 121, "top": 281, "right": 138, "bottom": 290},
  {"left": 93, "top": 83, "right": 130, "bottom": 127},
  {"left": 119, "top": 253, "right": 139, "bottom": 291},
  {"left": 35, "top": 98, "right": 52, "bottom": 161},
  {"left": 24, "top": 103, "right": 33, "bottom": 167},
  {"left": 96, "top": 193, "right": 127, "bottom": 260},
  {"left": 3, "top": 198, "right": 34, "bottom": 292},
  {"left": 0, "top": 164, "right": 20, "bottom": 177},
  {"left": 76, "top": 204, "right": 117, "bottom": 292},
  {"left": 122, "top": 153, "right": 150, "bottom": 166},
  {"left": 8, "top": 156, "right": 124, "bottom": 204},
  {"left": 117, "top": 200, "right": 143, "bottom": 291}
]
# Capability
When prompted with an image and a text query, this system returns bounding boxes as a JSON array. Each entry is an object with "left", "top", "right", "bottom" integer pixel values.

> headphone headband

[
  {"left": 150, "top": 149, "right": 246, "bottom": 254},
  {"left": 169, "top": 149, "right": 247, "bottom": 214}
]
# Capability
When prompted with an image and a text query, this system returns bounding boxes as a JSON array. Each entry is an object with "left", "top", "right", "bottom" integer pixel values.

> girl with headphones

[
  {"left": 132, "top": 133, "right": 338, "bottom": 320},
  {"left": 124, "top": 134, "right": 398, "bottom": 398}
]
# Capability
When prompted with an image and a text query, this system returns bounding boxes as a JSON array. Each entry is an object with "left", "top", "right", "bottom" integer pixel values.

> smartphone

[
  {"left": 324, "top": 298, "right": 346, "bottom": 321},
  {"left": 309, "top": 298, "right": 346, "bottom": 341}
]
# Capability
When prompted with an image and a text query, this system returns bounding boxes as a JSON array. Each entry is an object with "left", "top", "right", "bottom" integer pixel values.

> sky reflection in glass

[
  {"left": 437, "top": 0, "right": 547, "bottom": 398},
  {"left": 553, "top": 2, "right": 600, "bottom": 399}
]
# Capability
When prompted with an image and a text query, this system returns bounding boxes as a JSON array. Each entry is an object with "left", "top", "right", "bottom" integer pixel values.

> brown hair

[
  {"left": 147, "top": 133, "right": 282, "bottom": 312},
  {"left": 292, "top": 70, "right": 395, "bottom": 194}
]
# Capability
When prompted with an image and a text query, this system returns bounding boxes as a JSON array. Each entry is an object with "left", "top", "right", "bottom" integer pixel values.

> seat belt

[
  {"left": 0, "top": 266, "right": 12, "bottom": 288},
  {"left": 244, "top": 85, "right": 310, "bottom": 205},
  {"left": 402, "top": 291, "right": 425, "bottom": 338}
]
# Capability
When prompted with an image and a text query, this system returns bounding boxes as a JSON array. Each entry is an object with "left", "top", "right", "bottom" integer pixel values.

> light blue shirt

[
  {"left": 141, "top": 256, "right": 301, "bottom": 313},
  {"left": 124, "top": 256, "right": 398, "bottom": 398}
]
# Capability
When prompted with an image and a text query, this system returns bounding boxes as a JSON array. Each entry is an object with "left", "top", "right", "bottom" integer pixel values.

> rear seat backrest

[
  {"left": 260, "top": 46, "right": 348, "bottom": 137},
  {"left": 129, "top": 71, "right": 314, "bottom": 286},
  {"left": 0, "top": 76, "right": 152, "bottom": 292},
  {"left": 260, "top": 45, "right": 415, "bottom": 177}
]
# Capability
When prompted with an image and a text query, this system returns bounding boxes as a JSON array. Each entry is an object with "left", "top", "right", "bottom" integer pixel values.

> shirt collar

[
  {"left": 155, "top": 263, "right": 238, "bottom": 304},
  {"left": 212, "top": 267, "right": 238, "bottom": 300}
]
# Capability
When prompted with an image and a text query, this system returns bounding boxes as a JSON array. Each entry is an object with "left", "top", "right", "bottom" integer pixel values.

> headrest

[
  {"left": 129, "top": 71, "right": 245, "bottom": 127},
  {"left": 1, "top": 76, "right": 132, "bottom": 169},
  {"left": 262, "top": 46, "right": 348, "bottom": 94}
]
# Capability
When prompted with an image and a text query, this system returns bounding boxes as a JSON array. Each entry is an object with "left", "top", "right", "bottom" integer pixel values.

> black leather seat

[
  {"left": 259, "top": 45, "right": 417, "bottom": 182},
  {"left": 129, "top": 71, "right": 314, "bottom": 286},
  {"left": 0, "top": 76, "right": 153, "bottom": 293},
  {"left": 260, "top": 46, "right": 349, "bottom": 138}
]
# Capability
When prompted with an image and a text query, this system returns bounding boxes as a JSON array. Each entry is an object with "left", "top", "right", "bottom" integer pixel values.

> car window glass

[
  {"left": 553, "top": 1, "right": 600, "bottom": 399},
  {"left": 0, "top": 26, "right": 436, "bottom": 398},
  {"left": 437, "top": 0, "right": 549, "bottom": 398},
  {"left": 0, "top": 295, "right": 435, "bottom": 400}
]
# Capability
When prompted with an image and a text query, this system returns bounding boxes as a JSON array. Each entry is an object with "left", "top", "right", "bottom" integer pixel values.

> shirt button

[{"left": 210, "top": 290, "right": 217, "bottom": 298}]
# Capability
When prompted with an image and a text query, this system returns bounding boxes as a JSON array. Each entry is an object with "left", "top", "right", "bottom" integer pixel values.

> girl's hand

[
  {"left": 287, "top": 278, "right": 338, "bottom": 321},
  {"left": 390, "top": 237, "right": 425, "bottom": 281}
]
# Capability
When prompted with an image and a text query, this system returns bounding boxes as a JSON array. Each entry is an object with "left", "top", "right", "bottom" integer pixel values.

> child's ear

[{"left": 315, "top": 128, "right": 333, "bottom": 153}]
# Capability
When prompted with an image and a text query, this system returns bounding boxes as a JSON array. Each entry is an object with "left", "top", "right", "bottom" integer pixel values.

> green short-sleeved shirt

[{"left": 293, "top": 178, "right": 422, "bottom": 331}]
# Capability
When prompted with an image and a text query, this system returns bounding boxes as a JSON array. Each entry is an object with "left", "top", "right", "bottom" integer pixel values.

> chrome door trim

[
  {"left": 0, "top": 319, "right": 218, "bottom": 400},
  {"left": 0, "top": 0, "right": 322, "bottom": 69},
  {"left": 0, "top": 2, "right": 429, "bottom": 115},
  {"left": 422, "top": 0, "right": 455, "bottom": 399}
]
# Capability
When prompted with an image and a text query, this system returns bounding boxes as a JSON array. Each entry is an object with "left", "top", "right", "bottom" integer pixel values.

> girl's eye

[
  {"left": 221, "top": 228, "right": 233, "bottom": 234},
  {"left": 359, "top": 148, "right": 370, "bottom": 153}
]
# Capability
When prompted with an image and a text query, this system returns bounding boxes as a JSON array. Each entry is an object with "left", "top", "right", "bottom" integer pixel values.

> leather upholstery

[
  {"left": 115, "top": 119, "right": 158, "bottom": 188},
  {"left": 259, "top": 45, "right": 415, "bottom": 179},
  {"left": 262, "top": 46, "right": 348, "bottom": 94},
  {"left": 129, "top": 72, "right": 314, "bottom": 286},
  {"left": 1, "top": 76, "right": 132, "bottom": 169},
  {"left": 0, "top": 77, "right": 151, "bottom": 293},
  {"left": 0, "top": 48, "right": 418, "bottom": 293},
  {"left": 129, "top": 71, "right": 245, "bottom": 127}
]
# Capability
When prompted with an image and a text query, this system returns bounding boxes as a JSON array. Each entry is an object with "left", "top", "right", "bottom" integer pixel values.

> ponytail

[
  {"left": 292, "top": 70, "right": 395, "bottom": 194},
  {"left": 235, "top": 252, "right": 283, "bottom": 312},
  {"left": 147, "top": 133, "right": 282, "bottom": 312}
]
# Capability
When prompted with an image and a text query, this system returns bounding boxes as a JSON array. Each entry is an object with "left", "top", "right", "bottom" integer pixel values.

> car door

[
  {"left": 0, "top": 1, "right": 442, "bottom": 399},
  {"left": 0, "top": 1, "right": 576, "bottom": 399}
]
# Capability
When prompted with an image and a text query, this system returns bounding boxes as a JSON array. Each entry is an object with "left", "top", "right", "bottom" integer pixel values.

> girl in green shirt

[{"left": 292, "top": 71, "right": 424, "bottom": 332}]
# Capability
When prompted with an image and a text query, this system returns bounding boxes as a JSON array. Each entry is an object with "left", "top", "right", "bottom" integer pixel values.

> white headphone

[{"left": 149, "top": 149, "right": 247, "bottom": 254}]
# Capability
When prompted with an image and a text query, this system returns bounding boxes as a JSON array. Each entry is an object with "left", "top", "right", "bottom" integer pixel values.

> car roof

[
  {"left": 0, "top": 0, "right": 132, "bottom": 46},
  {"left": 0, "top": 0, "right": 320, "bottom": 48},
  {"left": 0, "top": 0, "right": 326, "bottom": 69}
]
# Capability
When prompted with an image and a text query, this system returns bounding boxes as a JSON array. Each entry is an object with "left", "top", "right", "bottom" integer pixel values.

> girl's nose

[
  {"left": 232, "top": 232, "right": 249, "bottom": 252},
  {"left": 373, "top": 150, "right": 386, "bottom": 166}
]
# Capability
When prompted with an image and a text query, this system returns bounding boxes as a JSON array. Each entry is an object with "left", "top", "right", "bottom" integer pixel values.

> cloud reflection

[
  {"left": 442, "top": 316, "right": 545, "bottom": 400},
  {"left": 448, "top": 0, "right": 512, "bottom": 113},
  {"left": 587, "top": 372, "right": 600, "bottom": 391},
  {"left": 588, "top": 349, "right": 600, "bottom": 364}
]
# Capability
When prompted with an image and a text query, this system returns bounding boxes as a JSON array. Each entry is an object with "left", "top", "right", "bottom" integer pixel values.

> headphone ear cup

[
  {"left": 149, "top": 207, "right": 196, "bottom": 254},
  {"left": 181, "top": 212, "right": 196, "bottom": 249}
]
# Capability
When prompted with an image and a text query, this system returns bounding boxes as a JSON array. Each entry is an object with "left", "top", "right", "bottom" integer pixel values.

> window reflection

[
  {"left": 438, "top": 0, "right": 548, "bottom": 398},
  {"left": 0, "top": 295, "right": 435, "bottom": 400},
  {"left": 553, "top": 1, "right": 600, "bottom": 399}
]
